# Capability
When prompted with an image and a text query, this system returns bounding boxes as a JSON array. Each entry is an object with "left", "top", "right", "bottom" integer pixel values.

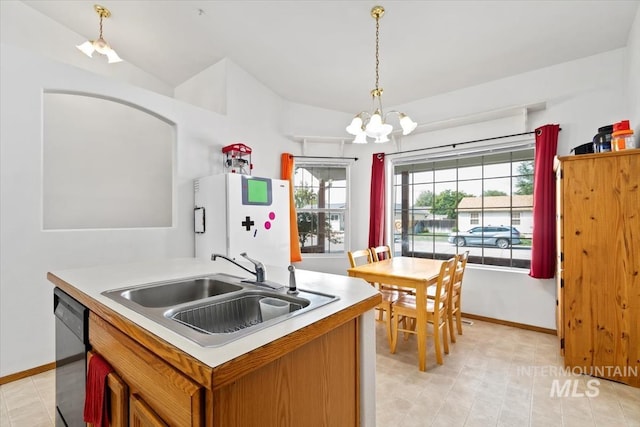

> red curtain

[
  {"left": 368, "top": 153, "right": 386, "bottom": 248},
  {"left": 529, "top": 124, "right": 560, "bottom": 279},
  {"left": 280, "top": 153, "right": 302, "bottom": 262}
]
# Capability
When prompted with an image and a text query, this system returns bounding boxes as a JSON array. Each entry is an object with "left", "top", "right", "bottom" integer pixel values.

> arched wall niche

[{"left": 42, "top": 91, "right": 176, "bottom": 230}]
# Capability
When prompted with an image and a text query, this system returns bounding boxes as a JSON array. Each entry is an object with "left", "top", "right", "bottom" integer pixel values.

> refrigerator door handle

[{"left": 194, "top": 207, "right": 205, "bottom": 233}]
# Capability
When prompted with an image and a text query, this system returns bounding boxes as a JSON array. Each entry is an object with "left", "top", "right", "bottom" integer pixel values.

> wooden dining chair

[
  {"left": 425, "top": 252, "right": 469, "bottom": 343},
  {"left": 390, "top": 256, "right": 457, "bottom": 369},
  {"left": 448, "top": 251, "right": 469, "bottom": 342},
  {"left": 347, "top": 248, "right": 399, "bottom": 348},
  {"left": 370, "top": 245, "right": 392, "bottom": 262},
  {"left": 347, "top": 248, "right": 373, "bottom": 268},
  {"left": 370, "top": 245, "right": 413, "bottom": 295}
]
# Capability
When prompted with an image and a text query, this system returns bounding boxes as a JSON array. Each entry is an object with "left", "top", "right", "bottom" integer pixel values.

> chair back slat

[
  {"left": 434, "top": 256, "right": 457, "bottom": 310},
  {"left": 453, "top": 251, "right": 469, "bottom": 290},
  {"left": 347, "top": 249, "right": 373, "bottom": 268},
  {"left": 370, "top": 245, "right": 393, "bottom": 262}
]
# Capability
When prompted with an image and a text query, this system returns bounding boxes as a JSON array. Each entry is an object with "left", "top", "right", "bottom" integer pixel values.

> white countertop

[{"left": 49, "top": 257, "right": 379, "bottom": 369}]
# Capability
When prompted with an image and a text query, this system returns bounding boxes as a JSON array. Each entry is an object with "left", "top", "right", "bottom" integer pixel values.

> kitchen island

[{"left": 48, "top": 258, "right": 381, "bottom": 426}]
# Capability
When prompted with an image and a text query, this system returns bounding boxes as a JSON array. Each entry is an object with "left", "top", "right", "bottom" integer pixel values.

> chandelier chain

[
  {"left": 375, "top": 15, "right": 380, "bottom": 93},
  {"left": 99, "top": 15, "right": 104, "bottom": 39},
  {"left": 346, "top": 5, "right": 416, "bottom": 143}
]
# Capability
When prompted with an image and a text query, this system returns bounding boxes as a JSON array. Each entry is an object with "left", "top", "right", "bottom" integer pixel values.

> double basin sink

[{"left": 102, "top": 273, "right": 338, "bottom": 347}]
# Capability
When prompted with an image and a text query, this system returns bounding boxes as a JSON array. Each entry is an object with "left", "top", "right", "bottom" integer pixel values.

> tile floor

[
  {"left": 375, "top": 319, "right": 640, "bottom": 427},
  {"left": 0, "top": 368, "right": 55, "bottom": 427},
  {"left": 1, "top": 319, "right": 639, "bottom": 426}
]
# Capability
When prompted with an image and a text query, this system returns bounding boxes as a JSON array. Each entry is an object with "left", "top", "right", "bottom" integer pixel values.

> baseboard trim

[
  {"left": 0, "top": 362, "right": 56, "bottom": 385},
  {"left": 461, "top": 312, "right": 557, "bottom": 336}
]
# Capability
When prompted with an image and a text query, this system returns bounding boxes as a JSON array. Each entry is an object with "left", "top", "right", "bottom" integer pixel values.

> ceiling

[{"left": 21, "top": 1, "right": 639, "bottom": 114}]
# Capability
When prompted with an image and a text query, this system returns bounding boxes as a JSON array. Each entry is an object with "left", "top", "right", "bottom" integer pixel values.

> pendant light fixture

[
  {"left": 76, "top": 4, "right": 123, "bottom": 64},
  {"left": 346, "top": 6, "right": 417, "bottom": 144}
]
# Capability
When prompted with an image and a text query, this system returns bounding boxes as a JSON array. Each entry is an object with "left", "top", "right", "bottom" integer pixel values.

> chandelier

[
  {"left": 346, "top": 6, "right": 417, "bottom": 144},
  {"left": 76, "top": 4, "right": 123, "bottom": 64}
]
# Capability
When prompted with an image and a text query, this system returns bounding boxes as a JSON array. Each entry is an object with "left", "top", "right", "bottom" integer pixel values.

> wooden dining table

[{"left": 347, "top": 256, "right": 445, "bottom": 371}]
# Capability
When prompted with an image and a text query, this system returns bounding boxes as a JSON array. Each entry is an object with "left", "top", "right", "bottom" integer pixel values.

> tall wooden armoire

[{"left": 557, "top": 150, "right": 639, "bottom": 387}]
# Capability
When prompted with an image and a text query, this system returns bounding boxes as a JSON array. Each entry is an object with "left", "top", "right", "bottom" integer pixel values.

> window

[
  {"left": 393, "top": 148, "right": 533, "bottom": 268},
  {"left": 512, "top": 211, "right": 521, "bottom": 225},
  {"left": 470, "top": 212, "right": 479, "bottom": 224},
  {"left": 293, "top": 164, "right": 349, "bottom": 254}
]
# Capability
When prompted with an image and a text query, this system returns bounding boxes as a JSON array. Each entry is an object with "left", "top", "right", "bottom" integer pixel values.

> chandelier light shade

[
  {"left": 346, "top": 6, "right": 417, "bottom": 144},
  {"left": 76, "top": 4, "right": 123, "bottom": 64}
]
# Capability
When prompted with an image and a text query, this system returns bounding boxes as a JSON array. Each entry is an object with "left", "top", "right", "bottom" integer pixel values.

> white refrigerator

[{"left": 194, "top": 174, "right": 291, "bottom": 267}]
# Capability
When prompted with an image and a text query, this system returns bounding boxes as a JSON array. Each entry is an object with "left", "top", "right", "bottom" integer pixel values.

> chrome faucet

[
  {"left": 240, "top": 252, "right": 266, "bottom": 282},
  {"left": 211, "top": 252, "right": 266, "bottom": 283}
]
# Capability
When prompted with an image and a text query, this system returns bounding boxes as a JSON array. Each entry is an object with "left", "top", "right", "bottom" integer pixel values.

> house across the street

[{"left": 456, "top": 195, "right": 533, "bottom": 236}]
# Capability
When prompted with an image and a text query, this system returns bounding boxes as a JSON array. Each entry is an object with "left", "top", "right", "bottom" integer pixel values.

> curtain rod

[
  {"left": 290, "top": 155, "right": 358, "bottom": 161},
  {"left": 385, "top": 129, "right": 561, "bottom": 157}
]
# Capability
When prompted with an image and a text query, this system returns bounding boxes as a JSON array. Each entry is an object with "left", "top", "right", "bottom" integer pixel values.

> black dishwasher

[{"left": 54, "top": 288, "right": 90, "bottom": 427}]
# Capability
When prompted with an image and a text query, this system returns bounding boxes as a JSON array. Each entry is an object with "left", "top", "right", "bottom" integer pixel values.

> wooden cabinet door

[
  {"left": 87, "top": 351, "right": 128, "bottom": 427},
  {"left": 563, "top": 156, "right": 601, "bottom": 369},
  {"left": 561, "top": 152, "right": 639, "bottom": 386},
  {"left": 106, "top": 370, "right": 129, "bottom": 427},
  {"left": 213, "top": 319, "right": 358, "bottom": 426},
  {"left": 130, "top": 394, "right": 168, "bottom": 427}
]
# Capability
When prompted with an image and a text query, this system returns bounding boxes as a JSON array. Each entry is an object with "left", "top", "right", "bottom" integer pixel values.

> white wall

[
  {"left": 1, "top": 1, "right": 639, "bottom": 376},
  {"left": 174, "top": 58, "right": 228, "bottom": 115},
  {"left": 0, "top": 45, "right": 209, "bottom": 376},
  {"left": 0, "top": 40, "right": 292, "bottom": 377},
  {"left": 0, "top": 44, "right": 294, "bottom": 376}
]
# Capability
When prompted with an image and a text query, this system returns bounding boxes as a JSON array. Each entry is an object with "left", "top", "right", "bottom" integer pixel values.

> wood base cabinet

[
  {"left": 88, "top": 310, "right": 364, "bottom": 426},
  {"left": 557, "top": 151, "right": 639, "bottom": 388}
]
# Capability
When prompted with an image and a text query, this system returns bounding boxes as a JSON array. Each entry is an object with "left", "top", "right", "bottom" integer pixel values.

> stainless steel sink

[
  {"left": 101, "top": 273, "right": 338, "bottom": 347},
  {"left": 120, "top": 277, "right": 242, "bottom": 308}
]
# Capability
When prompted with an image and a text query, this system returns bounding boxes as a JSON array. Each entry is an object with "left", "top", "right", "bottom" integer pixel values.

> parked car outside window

[{"left": 448, "top": 226, "right": 521, "bottom": 249}]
